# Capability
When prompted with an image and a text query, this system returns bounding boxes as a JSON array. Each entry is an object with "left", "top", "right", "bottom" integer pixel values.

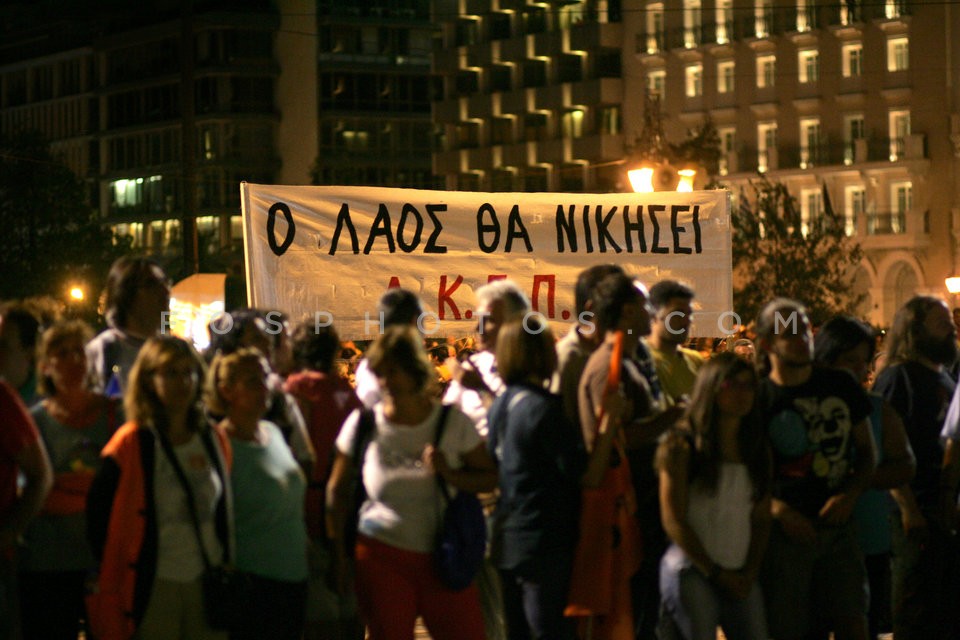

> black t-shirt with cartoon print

[{"left": 759, "top": 366, "right": 872, "bottom": 520}]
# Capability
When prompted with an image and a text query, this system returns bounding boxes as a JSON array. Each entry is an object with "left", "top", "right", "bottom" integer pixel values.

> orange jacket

[{"left": 85, "top": 421, "right": 232, "bottom": 640}]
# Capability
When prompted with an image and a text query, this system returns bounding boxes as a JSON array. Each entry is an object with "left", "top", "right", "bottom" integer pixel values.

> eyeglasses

[{"left": 720, "top": 379, "right": 755, "bottom": 392}]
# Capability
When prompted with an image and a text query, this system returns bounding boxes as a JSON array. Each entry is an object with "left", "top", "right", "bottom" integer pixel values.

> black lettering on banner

[
  {"left": 363, "top": 203, "right": 396, "bottom": 254},
  {"left": 328, "top": 203, "right": 359, "bottom": 255},
  {"left": 477, "top": 203, "right": 500, "bottom": 253},
  {"left": 556, "top": 205, "right": 577, "bottom": 252},
  {"left": 424, "top": 204, "right": 448, "bottom": 254},
  {"left": 267, "top": 202, "right": 296, "bottom": 256},
  {"left": 581, "top": 205, "right": 594, "bottom": 253},
  {"left": 649, "top": 204, "right": 669, "bottom": 254},
  {"left": 595, "top": 205, "right": 622, "bottom": 253},
  {"left": 671, "top": 205, "right": 692, "bottom": 255},
  {"left": 397, "top": 203, "right": 424, "bottom": 253},
  {"left": 692, "top": 205, "right": 702, "bottom": 253},
  {"left": 505, "top": 205, "right": 533, "bottom": 253},
  {"left": 623, "top": 205, "right": 647, "bottom": 253}
]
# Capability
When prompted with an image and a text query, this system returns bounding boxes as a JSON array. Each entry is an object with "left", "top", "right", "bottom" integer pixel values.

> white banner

[{"left": 240, "top": 184, "right": 733, "bottom": 339}]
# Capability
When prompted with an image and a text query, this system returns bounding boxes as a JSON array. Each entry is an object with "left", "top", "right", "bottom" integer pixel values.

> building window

[
  {"left": 524, "top": 113, "right": 549, "bottom": 140},
  {"left": 842, "top": 43, "right": 863, "bottom": 77},
  {"left": 718, "top": 126, "right": 735, "bottom": 175},
  {"left": 600, "top": 106, "right": 621, "bottom": 134},
  {"left": 757, "top": 55, "right": 776, "bottom": 88},
  {"left": 490, "top": 64, "right": 513, "bottom": 92},
  {"left": 646, "top": 3, "right": 664, "bottom": 53},
  {"left": 716, "top": 0, "right": 733, "bottom": 43},
  {"left": 685, "top": 63, "right": 703, "bottom": 97},
  {"left": 755, "top": 0, "right": 773, "bottom": 37},
  {"left": 456, "top": 121, "right": 480, "bottom": 149},
  {"left": 800, "top": 118, "right": 821, "bottom": 168},
  {"left": 800, "top": 188, "right": 823, "bottom": 237},
  {"left": 890, "top": 181, "right": 911, "bottom": 233},
  {"left": 796, "top": 0, "right": 812, "bottom": 31},
  {"left": 455, "top": 18, "right": 479, "bottom": 46},
  {"left": 842, "top": 0, "right": 861, "bottom": 23},
  {"left": 489, "top": 12, "right": 512, "bottom": 40},
  {"left": 889, "top": 109, "right": 910, "bottom": 160},
  {"left": 798, "top": 50, "right": 819, "bottom": 83},
  {"left": 491, "top": 117, "right": 514, "bottom": 145},
  {"left": 844, "top": 186, "right": 865, "bottom": 236},
  {"left": 717, "top": 60, "right": 735, "bottom": 93},
  {"left": 558, "top": 54, "right": 583, "bottom": 83},
  {"left": 844, "top": 114, "right": 865, "bottom": 164},
  {"left": 647, "top": 69, "right": 666, "bottom": 99},
  {"left": 887, "top": 37, "right": 909, "bottom": 71},
  {"left": 885, "top": 0, "right": 905, "bottom": 19},
  {"left": 562, "top": 109, "right": 585, "bottom": 137},
  {"left": 758, "top": 121, "right": 777, "bottom": 172},
  {"left": 522, "top": 59, "right": 547, "bottom": 88},
  {"left": 684, "top": 0, "right": 702, "bottom": 48}
]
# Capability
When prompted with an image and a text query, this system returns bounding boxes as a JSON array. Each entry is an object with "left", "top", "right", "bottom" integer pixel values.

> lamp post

[{"left": 625, "top": 92, "right": 700, "bottom": 193}]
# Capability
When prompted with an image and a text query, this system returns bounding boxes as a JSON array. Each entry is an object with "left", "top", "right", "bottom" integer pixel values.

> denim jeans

[{"left": 660, "top": 546, "right": 768, "bottom": 640}]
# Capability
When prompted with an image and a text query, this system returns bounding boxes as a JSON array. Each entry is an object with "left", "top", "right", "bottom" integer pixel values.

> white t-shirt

[
  {"left": 686, "top": 462, "right": 754, "bottom": 570},
  {"left": 335, "top": 403, "right": 482, "bottom": 553},
  {"left": 442, "top": 350, "right": 504, "bottom": 438},
  {"left": 154, "top": 433, "right": 223, "bottom": 581}
]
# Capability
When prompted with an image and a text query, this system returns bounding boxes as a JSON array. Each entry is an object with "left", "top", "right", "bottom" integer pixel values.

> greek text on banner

[{"left": 239, "top": 184, "right": 733, "bottom": 339}]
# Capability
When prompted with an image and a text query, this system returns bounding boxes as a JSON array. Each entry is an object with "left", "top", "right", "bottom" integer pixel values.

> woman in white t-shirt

[
  {"left": 656, "top": 353, "right": 772, "bottom": 640},
  {"left": 326, "top": 326, "right": 497, "bottom": 640}
]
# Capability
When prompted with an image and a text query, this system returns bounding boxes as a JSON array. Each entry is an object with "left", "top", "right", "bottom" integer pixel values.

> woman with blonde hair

[
  {"left": 19, "top": 320, "right": 122, "bottom": 640},
  {"left": 326, "top": 325, "right": 497, "bottom": 640},
  {"left": 206, "top": 348, "right": 308, "bottom": 640},
  {"left": 86, "top": 336, "right": 232, "bottom": 640}
]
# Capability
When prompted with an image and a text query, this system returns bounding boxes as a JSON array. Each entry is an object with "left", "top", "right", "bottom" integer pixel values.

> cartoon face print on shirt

[{"left": 770, "top": 395, "right": 852, "bottom": 489}]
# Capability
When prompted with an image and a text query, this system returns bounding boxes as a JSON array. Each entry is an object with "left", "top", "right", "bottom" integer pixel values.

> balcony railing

[{"left": 867, "top": 210, "right": 907, "bottom": 235}]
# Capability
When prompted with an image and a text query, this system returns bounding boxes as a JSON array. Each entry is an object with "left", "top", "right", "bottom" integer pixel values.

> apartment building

[
  {"left": 628, "top": 0, "right": 960, "bottom": 325},
  {"left": 432, "top": 0, "right": 628, "bottom": 193},
  {"left": 434, "top": 0, "right": 960, "bottom": 325}
]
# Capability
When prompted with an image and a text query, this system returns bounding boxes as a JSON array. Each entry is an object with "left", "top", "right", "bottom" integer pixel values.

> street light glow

[
  {"left": 627, "top": 167, "right": 655, "bottom": 193},
  {"left": 69, "top": 286, "right": 84, "bottom": 301},
  {"left": 676, "top": 168, "right": 696, "bottom": 192}
]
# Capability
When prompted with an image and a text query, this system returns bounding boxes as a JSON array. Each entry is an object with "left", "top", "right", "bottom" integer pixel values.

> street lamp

[
  {"left": 69, "top": 286, "right": 85, "bottom": 302},
  {"left": 946, "top": 276, "right": 960, "bottom": 295},
  {"left": 627, "top": 167, "right": 655, "bottom": 193}
]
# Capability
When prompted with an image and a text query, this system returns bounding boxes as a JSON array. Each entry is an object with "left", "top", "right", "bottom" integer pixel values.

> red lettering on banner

[
  {"left": 438, "top": 275, "right": 463, "bottom": 320},
  {"left": 387, "top": 276, "right": 401, "bottom": 289},
  {"left": 531, "top": 275, "right": 556, "bottom": 318},
  {"left": 487, "top": 274, "right": 507, "bottom": 283}
]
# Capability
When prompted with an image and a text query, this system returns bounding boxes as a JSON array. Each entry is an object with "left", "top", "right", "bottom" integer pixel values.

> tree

[
  {"left": 0, "top": 130, "right": 129, "bottom": 303},
  {"left": 732, "top": 176, "right": 864, "bottom": 327}
]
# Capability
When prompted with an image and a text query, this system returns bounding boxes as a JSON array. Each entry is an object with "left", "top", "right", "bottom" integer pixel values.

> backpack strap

[{"left": 431, "top": 404, "right": 455, "bottom": 502}]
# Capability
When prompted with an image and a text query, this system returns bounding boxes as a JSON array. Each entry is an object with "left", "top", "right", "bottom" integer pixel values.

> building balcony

[{"left": 866, "top": 210, "right": 906, "bottom": 235}]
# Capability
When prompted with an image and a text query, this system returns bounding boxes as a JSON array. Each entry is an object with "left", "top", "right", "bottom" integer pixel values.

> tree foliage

[
  {"left": 732, "top": 176, "right": 864, "bottom": 327},
  {"left": 0, "top": 130, "right": 129, "bottom": 302}
]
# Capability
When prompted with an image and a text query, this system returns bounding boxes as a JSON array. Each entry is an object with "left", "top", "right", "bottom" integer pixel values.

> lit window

[
  {"left": 757, "top": 55, "right": 776, "bottom": 88},
  {"left": 800, "top": 188, "right": 823, "bottom": 237},
  {"left": 718, "top": 126, "right": 735, "bottom": 175},
  {"left": 800, "top": 118, "right": 821, "bottom": 168},
  {"left": 648, "top": 69, "right": 666, "bottom": 99},
  {"left": 842, "top": 43, "right": 863, "bottom": 77},
  {"left": 798, "top": 50, "right": 819, "bottom": 83},
  {"left": 889, "top": 181, "right": 911, "bottom": 233},
  {"left": 758, "top": 122, "right": 777, "bottom": 172},
  {"left": 885, "top": 0, "right": 904, "bottom": 19},
  {"left": 715, "top": 0, "right": 733, "bottom": 43},
  {"left": 887, "top": 37, "right": 909, "bottom": 71},
  {"left": 755, "top": 0, "right": 773, "bottom": 37},
  {"left": 844, "top": 114, "right": 865, "bottom": 164},
  {"left": 646, "top": 3, "right": 664, "bottom": 53},
  {"left": 685, "top": 63, "right": 703, "bottom": 97},
  {"left": 889, "top": 110, "right": 910, "bottom": 161},
  {"left": 562, "top": 109, "right": 584, "bottom": 137},
  {"left": 796, "top": 0, "right": 812, "bottom": 31},
  {"left": 717, "top": 60, "right": 735, "bottom": 93},
  {"left": 844, "top": 186, "right": 865, "bottom": 236},
  {"left": 684, "top": 0, "right": 702, "bottom": 48}
]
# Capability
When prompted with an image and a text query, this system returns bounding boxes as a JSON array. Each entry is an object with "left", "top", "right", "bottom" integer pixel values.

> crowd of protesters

[{"left": 2, "top": 255, "right": 960, "bottom": 640}]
